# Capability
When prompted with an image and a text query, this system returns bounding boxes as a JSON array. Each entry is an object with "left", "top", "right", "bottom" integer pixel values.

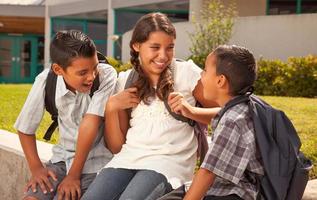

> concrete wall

[
  {"left": 121, "top": 13, "right": 317, "bottom": 62},
  {"left": 0, "top": 130, "right": 52, "bottom": 200},
  {"left": 230, "top": 13, "right": 317, "bottom": 60}
]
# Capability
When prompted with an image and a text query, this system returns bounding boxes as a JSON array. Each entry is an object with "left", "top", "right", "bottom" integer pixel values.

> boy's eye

[
  {"left": 150, "top": 46, "right": 159, "bottom": 50},
  {"left": 78, "top": 71, "right": 88, "bottom": 76}
]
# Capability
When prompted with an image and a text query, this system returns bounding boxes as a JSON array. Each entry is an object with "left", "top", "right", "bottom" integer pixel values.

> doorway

[{"left": 0, "top": 35, "right": 43, "bottom": 83}]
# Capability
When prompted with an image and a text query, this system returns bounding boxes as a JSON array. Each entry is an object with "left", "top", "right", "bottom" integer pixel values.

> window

[
  {"left": 268, "top": 0, "right": 297, "bottom": 15},
  {"left": 267, "top": 0, "right": 317, "bottom": 14}
]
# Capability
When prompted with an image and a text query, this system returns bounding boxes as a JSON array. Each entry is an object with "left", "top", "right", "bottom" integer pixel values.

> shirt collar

[{"left": 56, "top": 75, "right": 76, "bottom": 98}]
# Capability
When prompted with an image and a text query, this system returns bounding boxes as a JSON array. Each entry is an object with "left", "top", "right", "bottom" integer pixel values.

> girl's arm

[
  {"left": 104, "top": 101, "right": 129, "bottom": 154},
  {"left": 104, "top": 87, "right": 139, "bottom": 154}
]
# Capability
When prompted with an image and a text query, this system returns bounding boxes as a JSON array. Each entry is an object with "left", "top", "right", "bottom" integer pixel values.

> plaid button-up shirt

[
  {"left": 201, "top": 101, "right": 264, "bottom": 200},
  {"left": 14, "top": 64, "right": 116, "bottom": 174}
]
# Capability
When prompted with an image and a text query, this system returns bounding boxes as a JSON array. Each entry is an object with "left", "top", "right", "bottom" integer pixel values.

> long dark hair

[{"left": 130, "top": 12, "right": 176, "bottom": 104}]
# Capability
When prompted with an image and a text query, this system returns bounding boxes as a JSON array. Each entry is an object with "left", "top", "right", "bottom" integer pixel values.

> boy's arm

[
  {"left": 64, "top": 114, "right": 101, "bottom": 178},
  {"left": 57, "top": 65, "right": 117, "bottom": 200},
  {"left": 168, "top": 80, "right": 220, "bottom": 124},
  {"left": 57, "top": 114, "right": 101, "bottom": 200},
  {"left": 187, "top": 117, "right": 252, "bottom": 200},
  {"left": 18, "top": 131, "right": 57, "bottom": 194},
  {"left": 168, "top": 92, "right": 220, "bottom": 125},
  {"left": 184, "top": 168, "right": 216, "bottom": 200},
  {"left": 14, "top": 69, "right": 57, "bottom": 194}
]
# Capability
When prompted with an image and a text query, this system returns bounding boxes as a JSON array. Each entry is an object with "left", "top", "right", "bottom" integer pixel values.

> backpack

[
  {"left": 43, "top": 51, "right": 109, "bottom": 141},
  {"left": 123, "top": 59, "right": 209, "bottom": 163},
  {"left": 216, "top": 93, "right": 313, "bottom": 200},
  {"left": 158, "top": 93, "right": 313, "bottom": 200}
]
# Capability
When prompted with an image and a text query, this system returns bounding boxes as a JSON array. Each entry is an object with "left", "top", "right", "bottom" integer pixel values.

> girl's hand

[
  {"left": 168, "top": 92, "right": 193, "bottom": 118},
  {"left": 107, "top": 87, "right": 140, "bottom": 111}
]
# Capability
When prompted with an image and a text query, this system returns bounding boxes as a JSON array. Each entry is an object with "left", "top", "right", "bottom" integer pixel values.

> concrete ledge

[
  {"left": 303, "top": 179, "right": 317, "bottom": 200},
  {"left": 0, "top": 129, "right": 316, "bottom": 200},
  {"left": 0, "top": 130, "right": 52, "bottom": 200}
]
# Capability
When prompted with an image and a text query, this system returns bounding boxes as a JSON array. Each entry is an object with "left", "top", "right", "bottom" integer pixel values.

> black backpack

[
  {"left": 216, "top": 94, "right": 313, "bottom": 200},
  {"left": 123, "top": 60, "right": 209, "bottom": 163},
  {"left": 158, "top": 93, "right": 313, "bottom": 200},
  {"left": 43, "top": 52, "right": 109, "bottom": 141}
]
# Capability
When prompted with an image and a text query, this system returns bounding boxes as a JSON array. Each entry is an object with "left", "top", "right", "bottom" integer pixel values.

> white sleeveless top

[{"left": 104, "top": 59, "right": 202, "bottom": 188}]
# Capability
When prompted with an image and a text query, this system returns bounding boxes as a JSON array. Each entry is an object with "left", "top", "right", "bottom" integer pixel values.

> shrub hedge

[{"left": 255, "top": 55, "right": 317, "bottom": 97}]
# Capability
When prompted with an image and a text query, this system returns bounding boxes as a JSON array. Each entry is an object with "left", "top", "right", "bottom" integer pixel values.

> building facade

[
  {"left": 0, "top": 4, "right": 44, "bottom": 83},
  {"left": 1, "top": 0, "right": 317, "bottom": 82}
]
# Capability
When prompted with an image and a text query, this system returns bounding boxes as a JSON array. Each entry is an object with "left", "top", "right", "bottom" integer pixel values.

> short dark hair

[
  {"left": 50, "top": 30, "right": 96, "bottom": 69},
  {"left": 213, "top": 45, "right": 257, "bottom": 96}
]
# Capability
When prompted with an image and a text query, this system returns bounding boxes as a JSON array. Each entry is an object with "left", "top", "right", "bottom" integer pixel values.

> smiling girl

[{"left": 82, "top": 12, "right": 216, "bottom": 200}]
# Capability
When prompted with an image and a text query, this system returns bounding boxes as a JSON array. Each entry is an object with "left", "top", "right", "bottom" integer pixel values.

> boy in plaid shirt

[{"left": 170, "top": 45, "right": 264, "bottom": 200}]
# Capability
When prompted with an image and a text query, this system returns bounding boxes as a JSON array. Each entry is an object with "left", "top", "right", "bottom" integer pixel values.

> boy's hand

[
  {"left": 24, "top": 166, "right": 57, "bottom": 194},
  {"left": 107, "top": 87, "right": 140, "bottom": 111},
  {"left": 168, "top": 92, "right": 193, "bottom": 118},
  {"left": 57, "top": 175, "right": 81, "bottom": 200}
]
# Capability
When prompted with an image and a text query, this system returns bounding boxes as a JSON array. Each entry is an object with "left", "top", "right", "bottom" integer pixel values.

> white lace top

[{"left": 104, "top": 59, "right": 202, "bottom": 188}]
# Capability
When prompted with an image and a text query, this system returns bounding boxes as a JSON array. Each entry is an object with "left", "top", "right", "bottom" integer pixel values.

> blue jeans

[{"left": 81, "top": 168, "right": 173, "bottom": 200}]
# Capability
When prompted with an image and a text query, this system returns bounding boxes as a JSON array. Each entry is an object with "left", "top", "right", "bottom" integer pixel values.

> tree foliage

[{"left": 189, "top": 0, "right": 237, "bottom": 67}]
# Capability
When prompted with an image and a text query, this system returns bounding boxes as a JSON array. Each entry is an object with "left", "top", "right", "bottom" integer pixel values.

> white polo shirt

[{"left": 14, "top": 63, "right": 117, "bottom": 174}]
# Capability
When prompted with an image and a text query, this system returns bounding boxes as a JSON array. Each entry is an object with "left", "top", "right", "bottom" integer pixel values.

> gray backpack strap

[
  {"left": 123, "top": 69, "right": 139, "bottom": 116},
  {"left": 163, "top": 100, "right": 194, "bottom": 126},
  {"left": 123, "top": 61, "right": 195, "bottom": 126},
  {"left": 164, "top": 59, "right": 195, "bottom": 126},
  {"left": 124, "top": 69, "right": 139, "bottom": 90}
]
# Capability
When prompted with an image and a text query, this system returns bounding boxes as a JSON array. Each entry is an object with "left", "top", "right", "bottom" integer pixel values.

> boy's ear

[
  {"left": 217, "top": 75, "right": 227, "bottom": 88},
  {"left": 132, "top": 43, "right": 140, "bottom": 52},
  {"left": 51, "top": 63, "right": 64, "bottom": 76}
]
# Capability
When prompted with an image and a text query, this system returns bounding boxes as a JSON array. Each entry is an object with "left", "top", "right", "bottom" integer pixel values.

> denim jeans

[
  {"left": 81, "top": 168, "right": 173, "bottom": 200},
  {"left": 204, "top": 194, "right": 243, "bottom": 200}
]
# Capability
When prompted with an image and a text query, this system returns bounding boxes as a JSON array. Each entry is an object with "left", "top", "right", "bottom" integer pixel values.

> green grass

[
  {"left": 261, "top": 96, "right": 317, "bottom": 179},
  {"left": 0, "top": 84, "right": 316, "bottom": 179},
  {"left": 0, "top": 84, "right": 58, "bottom": 143}
]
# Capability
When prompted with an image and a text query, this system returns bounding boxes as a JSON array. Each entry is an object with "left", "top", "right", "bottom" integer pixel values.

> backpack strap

[
  {"left": 215, "top": 86, "right": 254, "bottom": 128},
  {"left": 43, "top": 69, "right": 59, "bottom": 141},
  {"left": 214, "top": 95, "right": 250, "bottom": 129},
  {"left": 89, "top": 73, "right": 100, "bottom": 97},
  {"left": 163, "top": 100, "right": 195, "bottom": 126},
  {"left": 123, "top": 60, "right": 195, "bottom": 127},
  {"left": 97, "top": 51, "right": 109, "bottom": 64}
]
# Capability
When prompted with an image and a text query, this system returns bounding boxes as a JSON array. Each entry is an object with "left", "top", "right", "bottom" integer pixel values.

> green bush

[
  {"left": 285, "top": 56, "right": 317, "bottom": 97},
  {"left": 255, "top": 55, "right": 317, "bottom": 97},
  {"left": 106, "top": 57, "right": 132, "bottom": 73}
]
